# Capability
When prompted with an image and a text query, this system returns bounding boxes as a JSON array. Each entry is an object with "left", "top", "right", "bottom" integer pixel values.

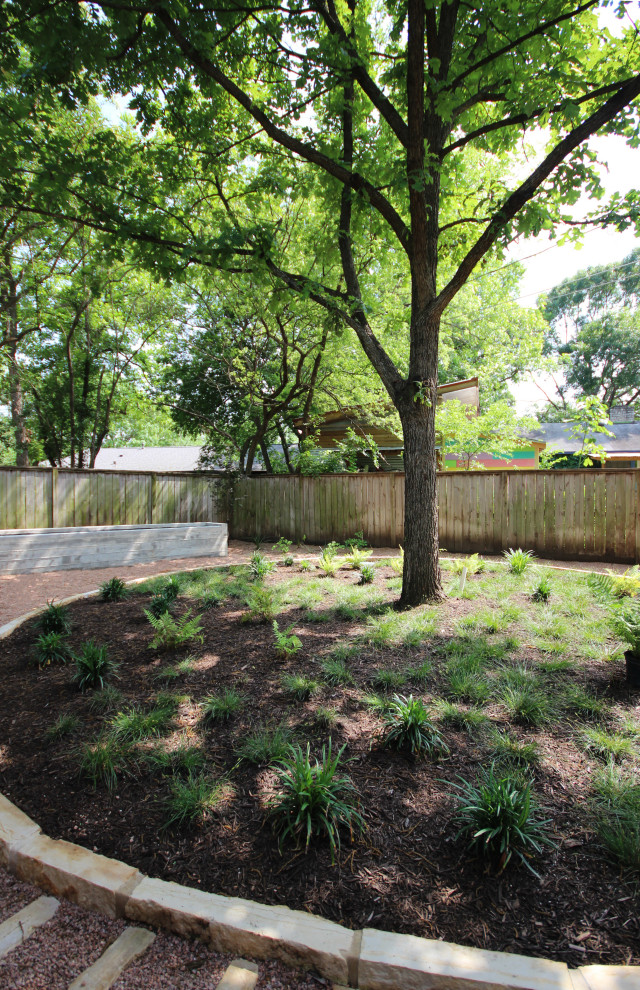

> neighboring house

[
  {"left": 533, "top": 408, "right": 640, "bottom": 469},
  {"left": 308, "top": 377, "right": 545, "bottom": 471},
  {"left": 87, "top": 447, "right": 204, "bottom": 471}
]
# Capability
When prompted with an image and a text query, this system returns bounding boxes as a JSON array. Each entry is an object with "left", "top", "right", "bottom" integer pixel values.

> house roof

[
  {"left": 74, "top": 447, "right": 205, "bottom": 472},
  {"left": 532, "top": 422, "right": 640, "bottom": 455}
]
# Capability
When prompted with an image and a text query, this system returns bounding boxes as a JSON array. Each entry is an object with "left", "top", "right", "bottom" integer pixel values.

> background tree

[{"left": 3, "top": 1, "right": 640, "bottom": 603}]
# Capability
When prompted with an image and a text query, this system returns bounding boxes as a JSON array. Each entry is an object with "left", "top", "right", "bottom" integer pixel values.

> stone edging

[{"left": 1, "top": 577, "right": 637, "bottom": 989}]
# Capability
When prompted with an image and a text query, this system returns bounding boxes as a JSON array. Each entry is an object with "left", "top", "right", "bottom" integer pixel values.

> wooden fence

[
  {"left": 2, "top": 466, "right": 640, "bottom": 563},
  {"left": 0, "top": 467, "right": 220, "bottom": 530}
]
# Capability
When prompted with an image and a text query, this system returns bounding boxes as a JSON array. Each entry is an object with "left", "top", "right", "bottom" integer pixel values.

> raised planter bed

[{"left": 0, "top": 522, "right": 228, "bottom": 574}]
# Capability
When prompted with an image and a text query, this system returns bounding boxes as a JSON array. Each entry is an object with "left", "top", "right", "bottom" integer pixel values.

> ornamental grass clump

[
  {"left": 503, "top": 548, "right": 535, "bottom": 575},
  {"left": 591, "top": 764, "right": 640, "bottom": 870},
  {"left": 268, "top": 742, "right": 364, "bottom": 862},
  {"left": 249, "top": 551, "right": 276, "bottom": 581},
  {"left": 99, "top": 576, "right": 129, "bottom": 602},
  {"left": 35, "top": 630, "right": 72, "bottom": 667},
  {"left": 451, "top": 766, "right": 554, "bottom": 875},
  {"left": 382, "top": 694, "right": 448, "bottom": 757},
  {"left": 38, "top": 601, "right": 71, "bottom": 635},
  {"left": 72, "top": 640, "right": 119, "bottom": 691},
  {"left": 345, "top": 546, "right": 373, "bottom": 569},
  {"left": 164, "top": 774, "right": 231, "bottom": 829},
  {"left": 200, "top": 688, "right": 245, "bottom": 723},
  {"left": 244, "top": 586, "right": 282, "bottom": 622}
]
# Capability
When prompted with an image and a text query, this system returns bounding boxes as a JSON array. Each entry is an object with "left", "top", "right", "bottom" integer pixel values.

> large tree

[{"left": 2, "top": 2, "right": 640, "bottom": 603}]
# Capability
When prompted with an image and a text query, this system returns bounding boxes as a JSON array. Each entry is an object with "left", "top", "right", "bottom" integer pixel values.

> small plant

[
  {"left": 148, "top": 591, "right": 173, "bottom": 618},
  {"left": 281, "top": 673, "right": 319, "bottom": 700},
  {"left": 503, "top": 548, "right": 535, "bottom": 575},
  {"left": 446, "top": 668, "right": 491, "bottom": 704},
  {"left": 110, "top": 703, "right": 175, "bottom": 741},
  {"left": 145, "top": 609, "right": 204, "bottom": 650},
  {"left": 89, "top": 685, "right": 123, "bottom": 713},
  {"left": 538, "top": 657, "right": 574, "bottom": 673},
  {"left": 238, "top": 724, "right": 292, "bottom": 764},
  {"left": 581, "top": 727, "right": 634, "bottom": 762},
  {"left": 283, "top": 555, "right": 295, "bottom": 567},
  {"left": 389, "top": 546, "right": 404, "bottom": 575},
  {"left": 200, "top": 688, "right": 245, "bottom": 723},
  {"left": 72, "top": 640, "right": 119, "bottom": 692},
  {"left": 531, "top": 574, "right": 552, "bottom": 603},
  {"left": 382, "top": 694, "right": 448, "bottom": 757},
  {"left": 372, "top": 668, "right": 407, "bottom": 692},
  {"left": 38, "top": 601, "right": 71, "bottom": 635},
  {"left": 44, "top": 714, "right": 80, "bottom": 741},
  {"left": 358, "top": 563, "right": 376, "bottom": 585},
  {"left": 99, "top": 577, "right": 129, "bottom": 602},
  {"left": 35, "top": 631, "right": 72, "bottom": 667},
  {"left": 320, "top": 656, "right": 355, "bottom": 686},
  {"left": 490, "top": 731, "right": 540, "bottom": 768},
  {"left": 273, "top": 621, "right": 303, "bottom": 658},
  {"left": 147, "top": 742, "right": 206, "bottom": 778},
  {"left": 562, "top": 685, "right": 609, "bottom": 721},
  {"left": 244, "top": 586, "right": 282, "bottom": 622},
  {"left": 362, "top": 692, "right": 393, "bottom": 714},
  {"left": 164, "top": 774, "right": 231, "bottom": 829},
  {"left": 317, "top": 549, "right": 342, "bottom": 576},
  {"left": 267, "top": 742, "right": 364, "bottom": 862},
  {"left": 275, "top": 536, "right": 293, "bottom": 556},
  {"left": 436, "top": 701, "right": 488, "bottom": 735},
  {"left": 199, "top": 591, "right": 223, "bottom": 610},
  {"left": 589, "top": 567, "right": 640, "bottom": 600},
  {"left": 499, "top": 684, "right": 551, "bottom": 727},
  {"left": 591, "top": 764, "right": 640, "bottom": 869},
  {"left": 249, "top": 551, "right": 275, "bottom": 581},
  {"left": 299, "top": 560, "right": 314, "bottom": 572},
  {"left": 79, "top": 735, "right": 130, "bottom": 791},
  {"left": 405, "top": 660, "right": 432, "bottom": 685},
  {"left": 343, "top": 530, "right": 368, "bottom": 550},
  {"left": 451, "top": 766, "right": 553, "bottom": 875},
  {"left": 610, "top": 600, "right": 640, "bottom": 654},
  {"left": 315, "top": 706, "right": 339, "bottom": 728},
  {"left": 345, "top": 546, "right": 373, "bottom": 569},
  {"left": 449, "top": 553, "right": 485, "bottom": 576},
  {"left": 154, "top": 657, "right": 196, "bottom": 683}
]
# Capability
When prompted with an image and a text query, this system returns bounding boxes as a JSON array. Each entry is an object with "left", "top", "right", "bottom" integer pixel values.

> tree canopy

[{"left": 2, "top": 0, "right": 640, "bottom": 602}]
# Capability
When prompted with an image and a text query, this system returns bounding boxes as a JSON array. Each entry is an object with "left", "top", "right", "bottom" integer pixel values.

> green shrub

[
  {"left": 38, "top": 601, "right": 71, "bottom": 635},
  {"left": 200, "top": 688, "right": 245, "bottom": 723},
  {"left": 610, "top": 600, "right": 640, "bottom": 653},
  {"left": 145, "top": 609, "right": 204, "bottom": 650},
  {"left": 35, "top": 631, "right": 72, "bottom": 667},
  {"left": 358, "top": 563, "right": 376, "bottom": 585},
  {"left": 343, "top": 530, "right": 368, "bottom": 550},
  {"left": 99, "top": 577, "right": 129, "bottom": 602},
  {"left": 79, "top": 735, "right": 131, "bottom": 791},
  {"left": 503, "top": 548, "right": 535, "bottom": 575},
  {"left": 273, "top": 621, "right": 302, "bottom": 658},
  {"left": 267, "top": 742, "right": 364, "bottom": 862},
  {"left": 531, "top": 575, "right": 552, "bottom": 603},
  {"left": 238, "top": 724, "right": 292, "bottom": 764},
  {"left": 45, "top": 714, "right": 81, "bottom": 741},
  {"left": 164, "top": 774, "right": 231, "bottom": 829},
  {"left": 382, "top": 694, "right": 448, "bottom": 757},
  {"left": 320, "top": 656, "right": 355, "bottom": 686},
  {"left": 591, "top": 764, "right": 640, "bottom": 869},
  {"left": 451, "top": 766, "right": 553, "bottom": 875},
  {"left": 244, "top": 586, "right": 282, "bottom": 622},
  {"left": 275, "top": 537, "right": 293, "bottom": 556},
  {"left": 281, "top": 673, "right": 319, "bottom": 700},
  {"left": 72, "top": 640, "right": 119, "bottom": 691},
  {"left": 249, "top": 551, "right": 276, "bottom": 581}
]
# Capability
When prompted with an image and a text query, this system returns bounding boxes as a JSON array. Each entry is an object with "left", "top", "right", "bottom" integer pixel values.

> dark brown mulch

[{"left": 1, "top": 564, "right": 639, "bottom": 970}]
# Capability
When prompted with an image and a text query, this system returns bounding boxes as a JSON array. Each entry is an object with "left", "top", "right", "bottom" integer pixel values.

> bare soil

[{"left": 1, "top": 562, "right": 639, "bottom": 970}]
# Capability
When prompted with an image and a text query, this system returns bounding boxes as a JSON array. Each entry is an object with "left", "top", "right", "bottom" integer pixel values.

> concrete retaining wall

[{"left": 0, "top": 522, "right": 228, "bottom": 574}]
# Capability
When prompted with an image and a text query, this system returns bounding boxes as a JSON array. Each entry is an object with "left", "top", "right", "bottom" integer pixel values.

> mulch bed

[{"left": 1, "top": 563, "right": 639, "bottom": 969}]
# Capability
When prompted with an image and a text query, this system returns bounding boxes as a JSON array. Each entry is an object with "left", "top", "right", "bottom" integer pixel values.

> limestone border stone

[{"left": 1, "top": 583, "right": 639, "bottom": 989}]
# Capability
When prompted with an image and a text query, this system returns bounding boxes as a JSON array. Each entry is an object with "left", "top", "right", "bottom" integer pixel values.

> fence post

[
  {"left": 148, "top": 473, "right": 156, "bottom": 524},
  {"left": 50, "top": 468, "right": 58, "bottom": 528}
]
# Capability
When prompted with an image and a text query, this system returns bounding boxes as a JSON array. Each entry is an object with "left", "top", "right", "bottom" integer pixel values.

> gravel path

[{"left": 0, "top": 869, "right": 42, "bottom": 924}]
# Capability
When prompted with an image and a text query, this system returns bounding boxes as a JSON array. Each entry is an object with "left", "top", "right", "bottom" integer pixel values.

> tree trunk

[{"left": 8, "top": 345, "right": 29, "bottom": 467}]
